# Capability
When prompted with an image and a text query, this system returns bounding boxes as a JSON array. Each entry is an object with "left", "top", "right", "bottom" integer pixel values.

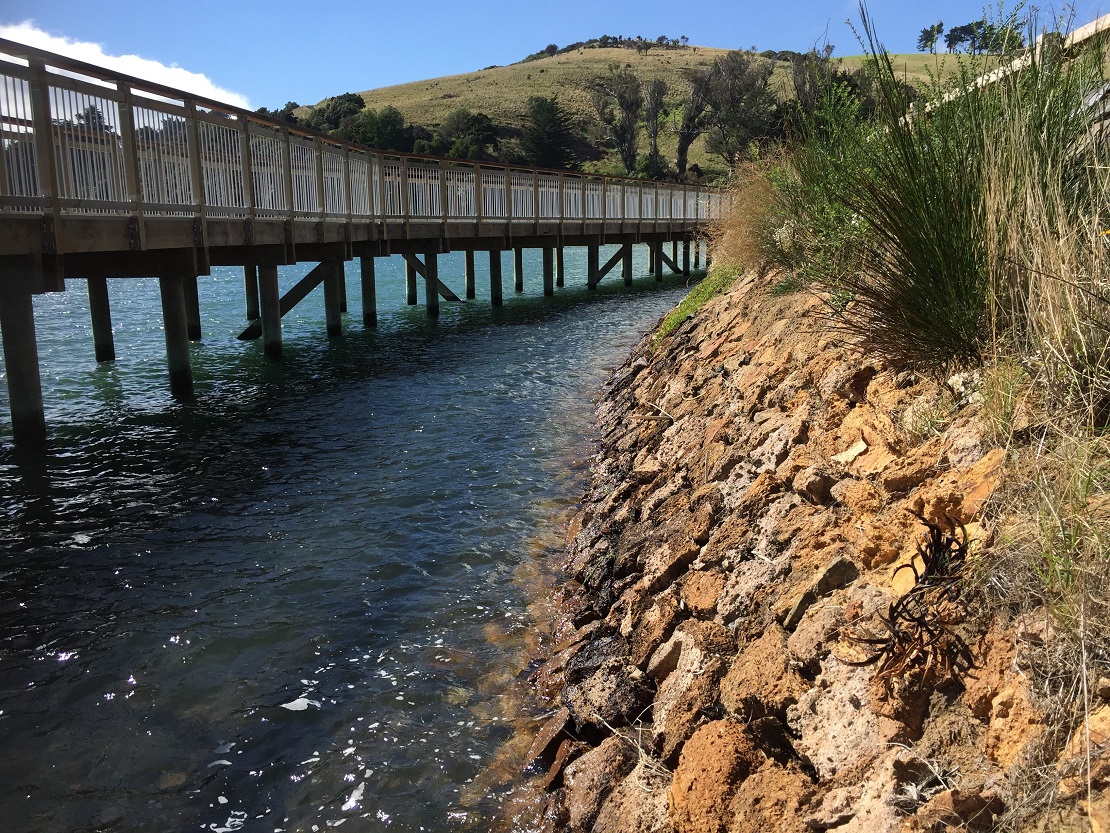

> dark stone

[{"left": 563, "top": 658, "right": 655, "bottom": 731}]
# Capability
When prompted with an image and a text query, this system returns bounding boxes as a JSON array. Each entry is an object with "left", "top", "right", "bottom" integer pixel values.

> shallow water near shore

[{"left": 0, "top": 247, "right": 694, "bottom": 832}]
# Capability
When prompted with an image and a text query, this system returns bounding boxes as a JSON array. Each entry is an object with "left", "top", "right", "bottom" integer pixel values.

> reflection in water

[{"left": 0, "top": 247, "right": 696, "bottom": 832}]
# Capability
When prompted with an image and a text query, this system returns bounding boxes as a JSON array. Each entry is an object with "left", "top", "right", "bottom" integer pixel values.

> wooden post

[
  {"left": 0, "top": 287, "right": 46, "bottom": 444},
  {"left": 324, "top": 261, "right": 343, "bottom": 337},
  {"left": 671, "top": 240, "right": 679, "bottom": 268},
  {"left": 338, "top": 263, "right": 348, "bottom": 314},
  {"left": 622, "top": 244, "right": 633, "bottom": 286},
  {"left": 183, "top": 274, "right": 202, "bottom": 341},
  {"left": 542, "top": 247, "right": 554, "bottom": 297},
  {"left": 464, "top": 250, "right": 476, "bottom": 300},
  {"left": 682, "top": 240, "right": 691, "bottom": 276},
  {"left": 425, "top": 253, "right": 440, "bottom": 316},
  {"left": 87, "top": 276, "right": 115, "bottom": 362},
  {"left": 406, "top": 259, "right": 418, "bottom": 305},
  {"left": 244, "top": 265, "right": 260, "bottom": 320},
  {"left": 360, "top": 256, "right": 377, "bottom": 327},
  {"left": 648, "top": 244, "right": 655, "bottom": 274},
  {"left": 587, "top": 245, "right": 599, "bottom": 290},
  {"left": 489, "top": 250, "right": 503, "bottom": 307},
  {"left": 158, "top": 274, "right": 194, "bottom": 399},
  {"left": 513, "top": 247, "right": 524, "bottom": 293},
  {"left": 259, "top": 264, "right": 282, "bottom": 360},
  {"left": 556, "top": 247, "right": 565, "bottom": 288},
  {"left": 694, "top": 238, "right": 701, "bottom": 270},
  {"left": 653, "top": 242, "right": 663, "bottom": 282}
]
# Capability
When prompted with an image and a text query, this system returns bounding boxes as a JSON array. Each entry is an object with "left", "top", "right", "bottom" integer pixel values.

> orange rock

[
  {"left": 681, "top": 570, "right": 727, "bottom": 617},
  {"left": 669, "top": 720, "right": 761, "bottom": 833}
]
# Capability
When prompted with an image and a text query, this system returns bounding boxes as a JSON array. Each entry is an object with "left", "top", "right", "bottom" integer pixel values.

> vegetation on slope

[{"left": 709, "top": 5, "right": 1110, "bottom": 825}]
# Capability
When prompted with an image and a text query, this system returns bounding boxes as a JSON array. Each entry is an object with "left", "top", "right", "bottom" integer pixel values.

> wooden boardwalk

[{"left": 0, "top": 38, "right": 728, "bottom": 444}]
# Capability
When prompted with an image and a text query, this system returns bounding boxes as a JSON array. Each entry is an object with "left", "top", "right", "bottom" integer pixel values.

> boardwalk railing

[{"left": 0, "top": 38, "right": 728, "bottom": 244}]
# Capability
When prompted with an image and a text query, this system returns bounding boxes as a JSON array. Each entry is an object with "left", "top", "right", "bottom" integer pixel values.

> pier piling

[
  {"left": 259, "top": 264, "right": 282, "bottom": 360},
  {"left": 425, "top": 254, "right": 440, "bottom": 316},
  {"left": 542, "top": 247, "right": 554, "bottom": 297},
  {"left": 87, "top": 275, "right": 115, "bottom": 362},
  {"left": 243, "top": 265, "right": 260, "bottom": 320},
  {"left": 556, "top": 248, "right": 565, "bottom": 288},
  {"left": 464, "top": 251, "right": 476, "bottom": 300},
  {"left": 360, "top": 256, "right": 377, "bottom": 328},
  {"left": 183, "top": 274, "right": 202, "bottom": 341},
  {"left": 622, "top": 244, "right": 633, "bottom": 286},
  {"left": 0, "top": 286, "right": 46, "bottom": 445},
  {"left": 587, "top": 245, "right": 599, "bottom": 290},
  {"left": 158, "top": 273, "right": 194, "bottom": 399},
  {"left": 489, "top": 250, "right": 503, "bottom": 307},
  {"left": 513, "top": 247, "right": 524, "bottom": 293},
  {"left": 324, "top": 261, "right": 343, "bottom": 336},
  {"left": 683, "top": 241, "right": 691, "bottom": 277},
  {"left": 406, "top": 261, "right": 418, "bottom": 305}
]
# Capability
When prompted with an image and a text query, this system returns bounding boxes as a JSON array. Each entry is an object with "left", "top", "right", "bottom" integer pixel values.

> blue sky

[{"left": 0, "top": 0, "right": 1104, "bottom": 109}]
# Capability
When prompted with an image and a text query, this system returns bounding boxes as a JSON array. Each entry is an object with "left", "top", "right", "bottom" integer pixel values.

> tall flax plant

[
  {"left": 981, "top": 37, "right": 1110, "bottom": 425},
  {"left": 828, "top": 9, "right": 995, "bottom": 372}
]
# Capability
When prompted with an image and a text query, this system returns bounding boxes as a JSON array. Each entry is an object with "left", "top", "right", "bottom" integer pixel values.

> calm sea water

[{"left": 0, "top": 246, "right": 695, "bottom": 833}]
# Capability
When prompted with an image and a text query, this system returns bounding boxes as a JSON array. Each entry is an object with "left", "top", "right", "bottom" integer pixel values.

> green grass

[{"left": 654, "top": 265, "right": 740, "bottom": 343}]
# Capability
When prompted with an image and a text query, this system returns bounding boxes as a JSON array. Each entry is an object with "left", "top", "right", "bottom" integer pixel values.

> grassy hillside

[{"left": 301, "top": 45, "right": 944, "bottom": 176}]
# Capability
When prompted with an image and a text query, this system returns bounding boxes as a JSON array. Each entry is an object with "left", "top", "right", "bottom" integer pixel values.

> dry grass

[{"left": 708, "top": 158, "right": 778, "bottom": 271}]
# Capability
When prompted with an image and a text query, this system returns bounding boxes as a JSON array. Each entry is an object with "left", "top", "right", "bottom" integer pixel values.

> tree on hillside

[
  {"left": 256, "top": 101, "right": 300, "bottom": 125},
  {"left": 671, "top": 64, "right": 718, "bottom": 177},
  {"left": 590, "top": 64, "right": 643, "bottom": 174},
  {"left": 917, "top": 21, "right": 943, "bottom": 53},
  {"left": 521, "top": 95, "right": 577, "bottom": 169},
  {"left": 307, "top": 92, "right": 365, "bottom": 132},
  {"left": 643, "top": 77, "right": 669, "bottom": 178},
  {"left": 334, "top": 105, "right": 409, "bottom": 152},
  {"left": 417, "top": 108, "right": 499, "bottom": 160},
  {"left": 704, "top": 51, "right": 781, "bottom": 165}
]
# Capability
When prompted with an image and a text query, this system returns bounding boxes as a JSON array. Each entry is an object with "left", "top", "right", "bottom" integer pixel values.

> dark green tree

[
  {"left": 704, "top": 51, "right": 781, "bottom": 165},
  {"left": 643, "top": 77, "right": 668, "bottom": 178},
  {"left": 590, "top": 64, "right": 643, "bottom": 174},
  {"left": 76, "top": 104, "right": 113, "bottom": 133},
  {"left": 520, "top": 95, "right": 577, "bottom": 169},
  {"left": 672, "top": 64, "right": 717, "bottom": 177},
  {"left": 335, "top": 105, "right": 409, "bottom": 152},
  {"left": 307, "top": 92, "right": 365, "bottom": 132},
  {"left": 917, "top": 21, "right": 943, "bottom": 53}
]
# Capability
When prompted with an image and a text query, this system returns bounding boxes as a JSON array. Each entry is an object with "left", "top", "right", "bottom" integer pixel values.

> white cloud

[{"left": 0, "top": 21, "right": 251, "bottom": 109}]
